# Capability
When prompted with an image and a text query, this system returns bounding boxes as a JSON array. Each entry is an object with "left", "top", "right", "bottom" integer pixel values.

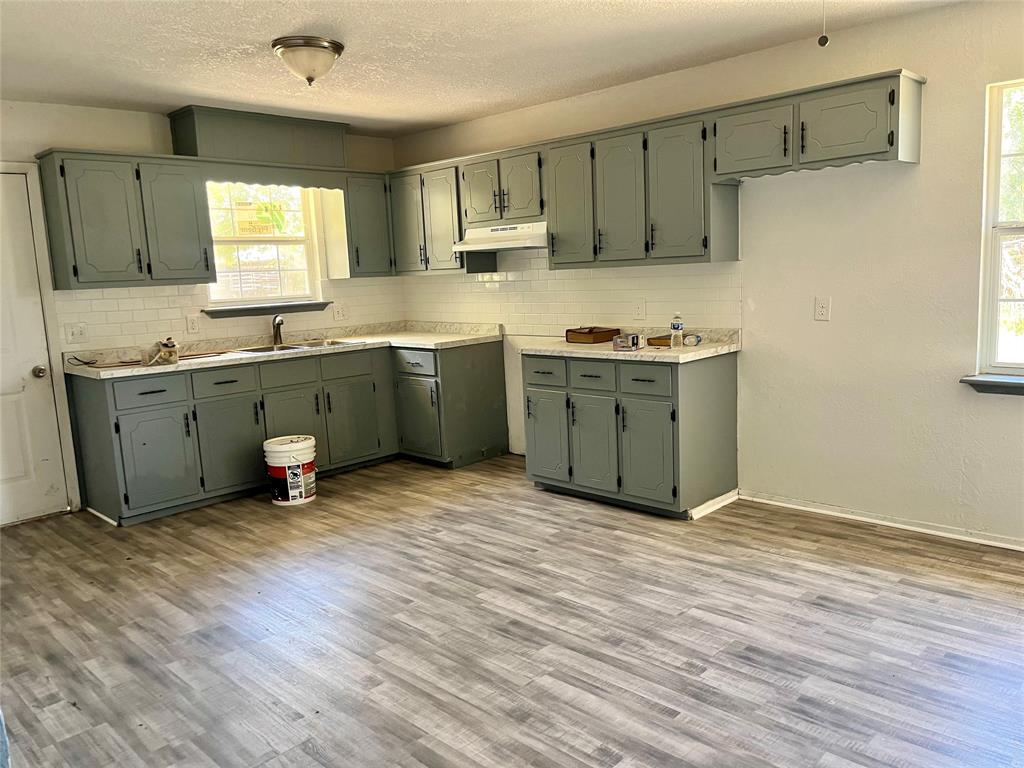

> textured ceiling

[{"left": 0, "top": 0, "right": 947, "bottom": 136}]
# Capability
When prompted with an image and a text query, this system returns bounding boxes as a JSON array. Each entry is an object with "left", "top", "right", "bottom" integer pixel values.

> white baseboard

[
  {"left": 689, "top": 489, "right": 739, "bottom": 520},
  {"left": 738, "top": 491, "right": 1024, "bottom": 552},
  {"left": 86, "top": 507, "right": 118, "bottom": 527}
]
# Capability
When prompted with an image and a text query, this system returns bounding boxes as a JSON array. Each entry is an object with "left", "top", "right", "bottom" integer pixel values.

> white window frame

[
  {"left": 206, "top": 185, "right": 324, "bottom": 307},
  {"left": 978, "top": 79, "right": 1024, "bottom": 375}
]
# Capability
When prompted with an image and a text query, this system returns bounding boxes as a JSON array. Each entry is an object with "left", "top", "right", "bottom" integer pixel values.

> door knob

[{"left": 31, "top": 364, "right": 48, "bottom": 378}]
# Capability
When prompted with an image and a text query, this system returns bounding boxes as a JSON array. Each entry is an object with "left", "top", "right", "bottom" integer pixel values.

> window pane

[
  {"left": 209, "top": 210, "right": 234, "bottom": 238},
  {"left": 209, "top": 272, "right": 240, "bottom": 302},
  {"left": 998, "top": 155, "right": 1024, "bottom": 223},
  {"left": 999, "top": 234, "right": 1024, "bottom": 300},
  {"left": 240, "top": 271, "right": 281, "bottom": 298},
  {"left": 278, "top": 244, "right": 307, "bottom": 270},
  {"left": 238, "top": 244, "right": 278, "bottom": 271},
  {"left": 272, "top": 186, "right": 303, "bottom": 210},
  {"left": 1001, "top": 84, "right": 1024, "bottom": 155},
  {"left": 997, "top": 302, "right": 1024, "bottom": 364},
  {"left": 280, "top": 271, "right": 310, "bottom": 297}
]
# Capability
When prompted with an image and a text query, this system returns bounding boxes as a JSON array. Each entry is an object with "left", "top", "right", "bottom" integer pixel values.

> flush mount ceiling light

[{"left": 271, "top": 35, "right": 345, "bottom": 86}]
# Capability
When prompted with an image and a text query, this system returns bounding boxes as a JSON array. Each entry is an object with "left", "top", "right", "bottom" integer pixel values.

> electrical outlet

[
  {"left": 814, "top": 296, "right": 832, "bottom": 322},
  {"left": 632, "top": 298, "right": 646, "bottom": 320},
  {"left": 186, "top": 314, "right": 201, "bottom": 335},
  {"left": 332, "top": 304, "right": 346, "bottom": 322},
  {"left": 65, "top": 322, "right": 87, "bottom": 344}
]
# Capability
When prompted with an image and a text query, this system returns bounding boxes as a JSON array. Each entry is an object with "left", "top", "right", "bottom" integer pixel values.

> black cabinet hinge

[
  {"left": 59, "top": 164, "right": 65, "bottom": 178},
  {"left": 589, "top": 146, "right": 595, "bottom": 159},
  {"left": 260, "top": 398, "right": 265, "bottom": 411},
  {"left": 72, "top": 264, "right": 79, "bottom": 278},
  {"left": 537, "top": 155, "right": 542, "bottom": 169},
  {"left": 420, "top": 176, "right": 425, "bottom": 187},
  {"left": 617, "top": 475, "right": 622, "bottom": 489},
  {"left": 372, "top": 381, "right": 376, "bottom": 392},
  {"left": 461, "top": 170, "right": 465, "bottom": 181},
  {"left": 889, "top": 88, "right": 896, "bottom": 106},
  {"left": 702, "top": 235, "right": 708, "bottom": 250},
  {"left": 701, "top": 126, "right": 707, "bottom": 141},
  {"left": 671, "top": 408, "right": 676, "bottom": 422},
  {"left": 135, "top": 167, "right": 140, "bottom": 181},
  {"left": 614, "top": 402, "right": 620, "bottom": 415},
  {"left": 644, "top": 240, "right": 650, "bottom": 253},
  {"left": 113, "top": 419, "right": 120, "bottom": 434},
  {"left": 713, "top": 122, "right": 717, "bottom": 137},
  {"left": 146, "top": 262, "right": 152, "bottom": 275},
  {"left": 191, "top": 407, "right": 197, "bottom": 422},
  {"left": 672, "top": 485, "right": 677, "bottom": 499},
  {"left": 592, "top": 243, "right": 598, "bottom": 256},
  {"left": 200, "top": 476, "right": 205, "bottom": 489},
  {"left": 642, "top": 137, "right": 648, "bottom": 151},
  {"left": 565, "top": 395, "right": 571, "bottom": 409},
  {"left": 713, "top": 157, "right": 717, "bottom": 172},
  {"left": 123, "top": 493, "right": 129, "bottom": 506},
  {"left": 539, "top": 197, "right": 545, "bottom": 213},
  {"left": 568, "top": 465, "right": 573, "bottom": 478},
  {"left": 378, "top": 436, "right": 381, "bottom": 448},
  {"left": 887, "top": 130, "right": 895, "bottom": 148}
]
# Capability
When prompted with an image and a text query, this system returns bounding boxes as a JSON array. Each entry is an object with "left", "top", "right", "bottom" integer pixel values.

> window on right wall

[{"left": 980, "top": 80, "right": 1024, "bottom": 374}]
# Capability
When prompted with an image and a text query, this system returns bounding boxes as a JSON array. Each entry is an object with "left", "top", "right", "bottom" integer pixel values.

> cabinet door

[
  {"left": 647, "top": 123, "right": 705, "bottom": 259},
  {"left": 620, "top": 397, "right": 675, "bottom": 504},
  {"left": 348, "top": 176, "right": 392, "bottom": 275},
  {"left": 63, "top": 158, "right": 147, "bottom": 284},
  {"left": 798, "top": 82, "right": 892, "bottom": 163},
  {"left": 138, "top": 163, "right": 215, "bottom": 281},
  {"left": 422, "top": 167, "right": 461, "bottom": 271},
  {"left": 396, "top": 376, "right": 442, "bottom": 457},
  {"left": 324, "top": 375, "right": 380, "bottom": 465},
  {"left": 569, "top": 393, "right": 618, "bottom": 493},
  {"left": 715, "top": 105, "right": 794, "bottom": 176},
  {"left": 460, "top": 159, "right": 500, "bottom": 224},
  {"left": 594, "top": 133, "right": 646, "bottom": 262},
  {"left": 525, "top": 387, "right": 570, "bottom": 482},
  {"left": 391, "top": 175, "right": 426, "bottom": 272},
  {"left": 262, "top": 386, "right": 328, "bottom": 462},
  {"left": 194, "top": 395, "right": 266, "bottom": 493},
  {"left": 499, "top": 152, "right": 542, "bottom": 220},
  {"left": 117, "top": 406, "right": 200, "bottom": 510},
  {"left": 547, "top": 143, "right": 595, "bottom": 265}
]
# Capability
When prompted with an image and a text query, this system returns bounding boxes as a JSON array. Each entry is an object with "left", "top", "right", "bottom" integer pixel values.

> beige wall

[{"left": 395, "top": 1, "right": 1024, "bottom": 547}]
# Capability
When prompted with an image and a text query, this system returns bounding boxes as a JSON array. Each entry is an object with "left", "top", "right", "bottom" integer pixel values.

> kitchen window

[
  {"left": 206, "top": 181, "right": 322, "bottom": 305},
  {"left": 979, "top": 80, "right": 1024, "bottom": 374}
]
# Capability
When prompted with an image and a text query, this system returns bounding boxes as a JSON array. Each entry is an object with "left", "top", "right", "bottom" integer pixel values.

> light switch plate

[
  {"left": 65, "top": 322, "right": 87, "bottom": 344},
  {"left": 632, "top": 298, "right": 646, "bottom": 320},
  {"left": 333, "top": 305, "right": 346, "bottom": 322},
  {"left": 186, "top": 314, "right": 201, "bottom": 335},
  {"left": 814, "top": 296, "right": 831, "bottom": 322}
]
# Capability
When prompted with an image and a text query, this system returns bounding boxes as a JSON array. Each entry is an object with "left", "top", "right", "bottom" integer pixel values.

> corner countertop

[
  {"left": 518, "top": 336, "right": 740, "bottom": 364},
  {"left": 65, "top": 331, "right": 503, "bottom": 380}
]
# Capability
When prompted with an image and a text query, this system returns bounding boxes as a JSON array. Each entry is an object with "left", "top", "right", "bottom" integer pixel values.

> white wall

[{"left": 394, "top": 1, "right": 1024, "bottom": 547}]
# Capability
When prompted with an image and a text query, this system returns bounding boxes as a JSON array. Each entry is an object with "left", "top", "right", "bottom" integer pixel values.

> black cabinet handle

[
  {"left": 631, "top": 377, "right": 656, "bottom": 383},
  {"left": 597, "top": 228, "right": 603, "bottom": 253},
  {"left": 550, "top": 232, "right": 556, "bottom": 255},
  {"left": 429, "top": 387, "right": 436, "bottom": 408},
  {"left": 203, "top": 247, "right": 210, "bottom": 271},
  {"left": 532, "top": 370, "right": 553, "bottom": 375},
  {"left": 492, "top": 189, "right": 500, "bottom": 214},
  {"left": 326, "top": 391, "right": 332, "bottom": 413},
  {"left": 650, "top": 223, "right": 656, "bottom": 251},
  {"left": 783, "top": 125, "right": 789, "bottom": 157},
  {"left": 355, "top": 246, "right": 360, "bottom": 267},
  {"left": 501, "top": 188, "right": 509, "bottom": 213},
  {"left": 800, "top": 121, "right": 806, "bottom": 154},
  {"left": 570, "top": 401, "right": 576, "bottom": 425},
  {"left": 408, "top": 361, "right": 423, "bottom": 367},
  {"left": 136, "top": 248, "right": 143, "bottom": 273},
  {"left": 253, "top": 401, "right": 260, "bottom": 425},
  {"left": 183, "top": 412, "right": 190, "bottom": 437},
  {"left": 526, "top": 396, "right": 532, "bottom": 418},
  {"left": 580, "top": 373, "right": 602, "bottom": 379},
  {"left": 137, "top": 388, "right": 167, "bottom": 395},
  {"left": 213, "top": 379, "right": 238, "bottom": 386},
  {"left": 314, "top": 392, "right": 320, "bottom": 415},
  {"left": 418, "top": 244, "right": 425, "bottom": 266},
  {"left": 620, "top": 406, "right": 626, "bottom": 432}
]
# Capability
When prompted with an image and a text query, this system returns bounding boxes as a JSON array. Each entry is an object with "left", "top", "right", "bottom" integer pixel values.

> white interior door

[{"left": 1, "top": 172, "right": 70, "bottom": 524}]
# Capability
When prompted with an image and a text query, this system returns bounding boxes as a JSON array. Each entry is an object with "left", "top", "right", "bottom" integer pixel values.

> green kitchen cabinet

[
  {"left": 797, "top": 81, "right": 892, "bottom": 164},
  {"left": 546, "top": 142, "right": 595, "bottom": 264},
  {"left": 619, "top": 397, "right": 675, "bottom": 504},
  {"left": 324, "top": 375, "right": 380, "bottom": 464},
  {"left": 138, "top": 162, "right": 215, "bottom": 281},
  {"left": 396, "top": 375, "right": 442, "bottom": 457},
  {"left": 422, "top": 167, "right": 462, "bottom": 270},
  {"left": 569, "top": 393, "right": 619, "bottom": 493},
  {"left": 498, "top": 152, "right": 542, "bottom": 220},
  {"left": 714, "top": 104, "right": 794, "bottom": 176},
  {"left": 262, "top": 385, "right": 328, "bottom": 456},
  {"left": 594, "top": 133, "right": 647, "bottom": 262},
  {"left": 459, "top": 159, "right": 500, "bottom": 224},
  {"left": 61, "top": 157, "right": 148, "bottom": 284},
  {"left": 647, "top": 122, "right": 705, "bottom": 259},
  {"left": 347, "top": 175, "right": 393, "bottom": 275},
  {"left": 193, "top": 394, "right": 266, "bottom": 493},
  {"left": 117, "top": 405, "right": 201, "bottom": 510},
  {"left": 390, "top": 174, "right": 427, "bottom": 272},
  {"left": 524, "top": 387, "right": 570, "bottom": 482}
]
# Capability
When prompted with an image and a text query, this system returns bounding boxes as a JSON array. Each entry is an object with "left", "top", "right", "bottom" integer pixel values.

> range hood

[{"left": 453, "top": 221, "right": 548, "bottom": 253}]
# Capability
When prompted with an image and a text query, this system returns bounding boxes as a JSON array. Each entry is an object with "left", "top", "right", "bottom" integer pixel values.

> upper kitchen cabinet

[
  {"left": 38, "top": 151, "right": 218, "bottom": 289},
  {"left": 138, "top": 162, "right": 215, "bottom": 281},
  {"left": 390, "top": 174, "right": 428, "bottom": 272},
  {"left": 346, "top": 175, "right": 393, "bottom": 276},
  {"left": 796, "top": 79, "right": 896, "bottom": 164},
  {"left": 546, "top": 142, "right": 595, "bottom": 265},
  {"left": 714, "top": 104, "right": 794, "bottom": 177},
  {"left": 647, "top": 122, "right": 705, "bottom": 259},
  {"left": 594, "top": 133, "right": 647, "bottom": 262},
  {"left": 422, "top": 167, "right": 462, "bottom": 270},
  {"left": 459, "top": 152, "right": 542, "bottom": 226}
]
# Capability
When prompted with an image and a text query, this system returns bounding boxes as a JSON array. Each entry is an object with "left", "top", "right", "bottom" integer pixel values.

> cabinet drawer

[
  {"left": 191, "top": 366, "right": 257, "bottom": 398},
  {"left": 524, "top": 357, "right": 567, "bottom": 386},
  {"left": 569, "top": 360, "right": 616, "bottom": 391},
  {"left": 259, "top": 357, "right": 319, "bottom": 389},
  {"left": 321, "top": 350, "right": 373, "bottom": 380},
  {"left": 113, "top": 374, "right": 188, "bottom": 410},
  {"left": 619, "top": 364, "right": 672, "bottom": 397},
  {"left": 394, "top": 348, "right": 437, "bottom": 376}
]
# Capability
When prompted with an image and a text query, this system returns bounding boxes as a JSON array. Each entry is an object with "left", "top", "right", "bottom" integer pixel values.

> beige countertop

[{"left": 518, "top": 336, "right": 740, "bottom": 363}]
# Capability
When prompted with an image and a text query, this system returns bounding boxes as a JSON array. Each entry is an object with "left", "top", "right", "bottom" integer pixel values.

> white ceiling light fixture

[{"left": 271, "top": 35, "right": 344, "bottom": 86}]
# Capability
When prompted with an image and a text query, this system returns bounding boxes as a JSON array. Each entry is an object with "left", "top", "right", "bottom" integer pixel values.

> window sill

[
  {"left": 959, "top": 373, "right": 1024, "bottom": 396},
  {"left": 202, "top": 301, "right": 332, "bottom": 319}
]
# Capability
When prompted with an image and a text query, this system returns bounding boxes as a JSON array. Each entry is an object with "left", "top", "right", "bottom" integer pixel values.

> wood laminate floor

[{"left": 2, "top": 456, "right": 1022, "bottom": 768}]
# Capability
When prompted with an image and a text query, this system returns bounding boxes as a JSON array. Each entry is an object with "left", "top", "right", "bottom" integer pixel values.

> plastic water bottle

[{"left": 670, "top": 311, "right": 685, "bottom": 349}]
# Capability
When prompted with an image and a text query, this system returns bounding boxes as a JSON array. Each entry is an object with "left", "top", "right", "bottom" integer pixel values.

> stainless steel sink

[
  {"left": 234, "top": 344, "right": 306, "bottom": 354},
  {"left": 295, "top": 339, "right": 360, "bottom": 348}
]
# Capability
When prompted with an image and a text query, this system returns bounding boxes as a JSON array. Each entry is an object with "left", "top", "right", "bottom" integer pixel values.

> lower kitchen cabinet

[
  {"left": 194, "top": 394, "right": 266, "bottom": 493},
  {"left": 262, "top": 384, "right": 328, "bottom": 450},
  {"left": 521, "top": 352, "right": 737, "bottom": 518},
  {"left": 324, "top": 375, "right": 380, "bottom": 464},
  {"left": 396, "top": 375, "right": 442, "bottom": 457},
  {"left": 117, "top": 405, "right": 201, "bottom": 510}
]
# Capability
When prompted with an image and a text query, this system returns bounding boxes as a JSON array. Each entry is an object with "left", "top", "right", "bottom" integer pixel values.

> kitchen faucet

[{"left": 272, "top": 314, "right": 285, "bottom": 346}]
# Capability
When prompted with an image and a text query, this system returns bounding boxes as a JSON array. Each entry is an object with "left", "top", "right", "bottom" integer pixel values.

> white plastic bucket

[{"left": 264, "top": 435, "right": 317, "bottom": 506}]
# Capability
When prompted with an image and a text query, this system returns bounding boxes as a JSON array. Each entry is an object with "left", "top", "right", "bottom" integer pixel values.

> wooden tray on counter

[
  {"left": 565, "top": 327, "right": 621, "bottom": 344},
  {"left": 647, "top": 334, "right": 671, "bottom": 347}
]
